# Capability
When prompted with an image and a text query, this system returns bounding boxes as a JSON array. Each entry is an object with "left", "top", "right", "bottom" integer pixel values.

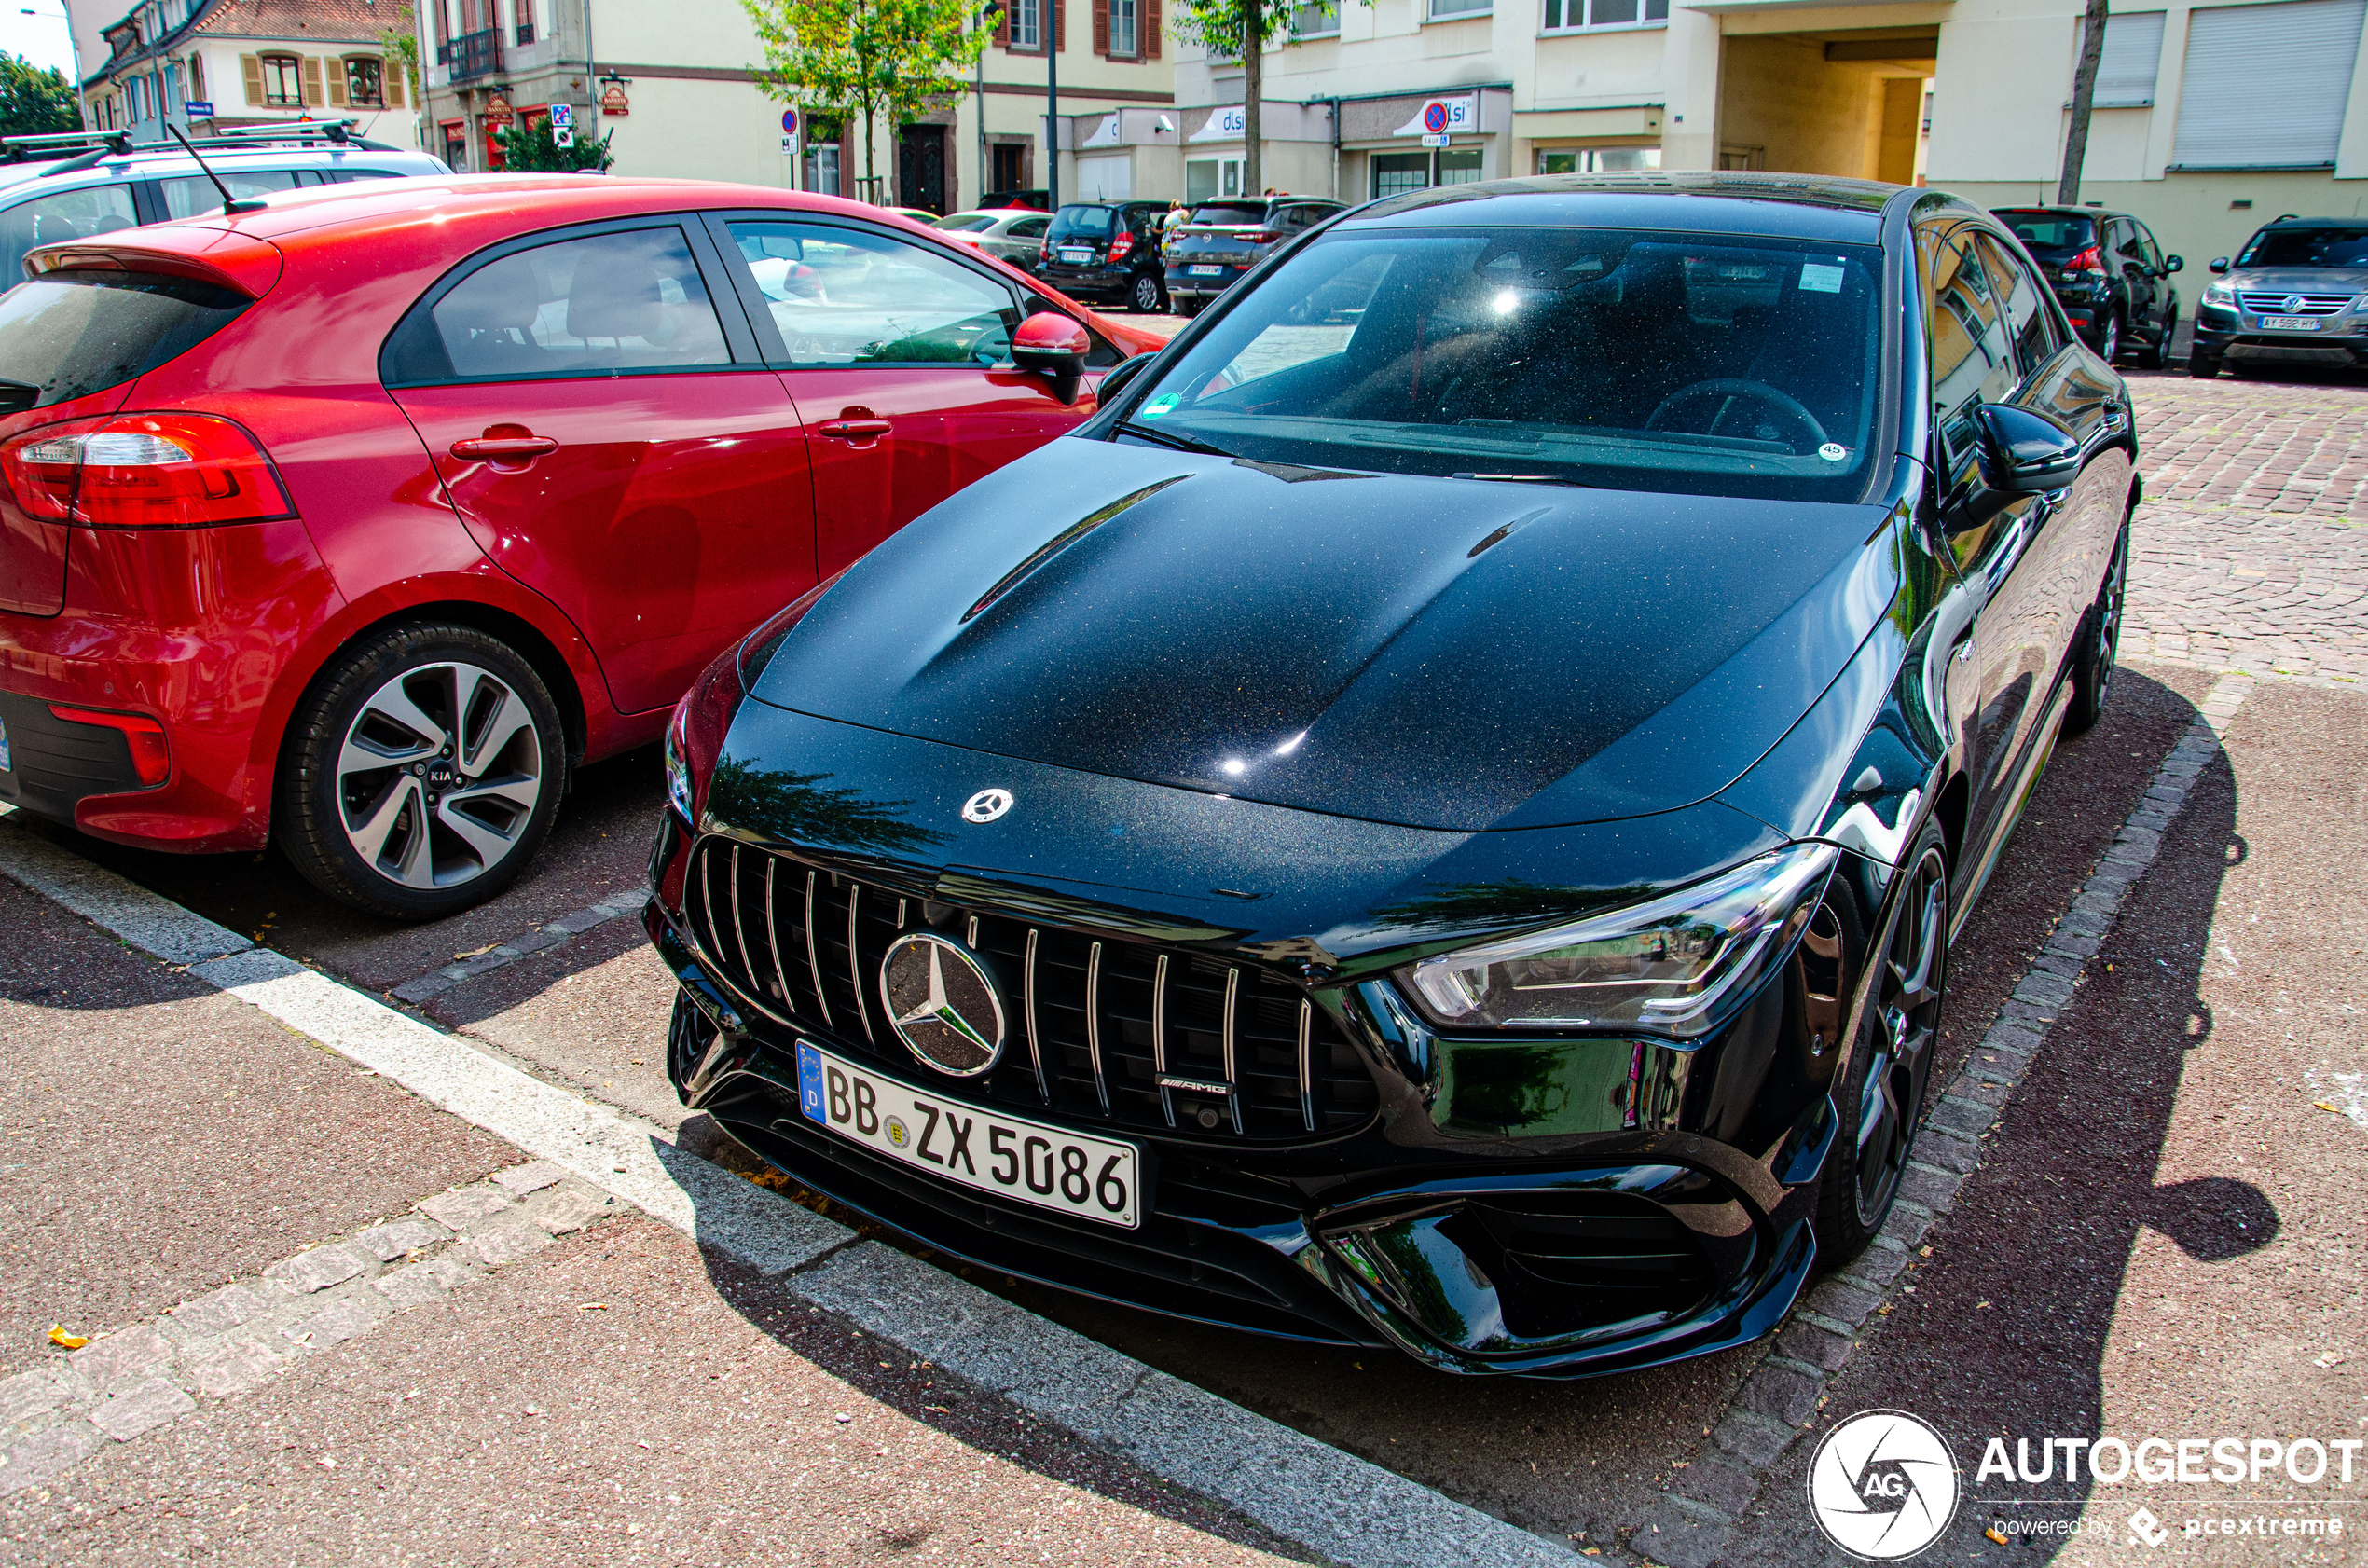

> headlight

[
  {"left": 1397, "top": 843, "right": 1839, "bottom": 1039},
  {"left": 2202, "top": 282, "right": 2237, "bottom": 307}
]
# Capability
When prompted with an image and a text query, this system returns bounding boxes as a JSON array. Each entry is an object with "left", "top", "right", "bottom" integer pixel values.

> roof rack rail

[{"left": 2, "top": 118, "right": 379, "bottom": 166}]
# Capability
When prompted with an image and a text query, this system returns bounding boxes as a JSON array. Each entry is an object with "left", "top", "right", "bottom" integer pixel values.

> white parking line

[{"left": 0, "top": 817, "right": 1576, "bottom": 1568}]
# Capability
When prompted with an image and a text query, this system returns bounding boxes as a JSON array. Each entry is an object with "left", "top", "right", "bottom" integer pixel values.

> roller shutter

[{"left": 2172, "top": 0, "right": 2367, "bottom": 167}]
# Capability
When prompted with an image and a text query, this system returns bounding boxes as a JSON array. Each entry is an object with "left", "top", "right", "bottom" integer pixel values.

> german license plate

[
  {"left": 1189, "top": 265, "right": 1224, "bottom": 276},
  {"left": 1059, "top": 247, "right": 1094, "bottom": 264},
  {"left": 793, "top": 1039, "right": 1141, "bottom": 1228},
  {"left": 2261, "top": 316, "right": 2321, "bottom": 330}
]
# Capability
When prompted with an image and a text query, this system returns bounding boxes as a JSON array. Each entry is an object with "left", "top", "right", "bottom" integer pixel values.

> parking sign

[{"left": 549, "top": 102, "right": 572, "bottom": 128}]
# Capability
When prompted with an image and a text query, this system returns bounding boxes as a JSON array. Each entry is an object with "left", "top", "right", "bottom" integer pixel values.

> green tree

[
  {"left": 744, "top": 0, "right": 986, "bottom": 203},
  {"left": 1167, "top": 0, "right": 1301, "bottom": 198},
  {"left": 379, "top": 5, "right": 422, "bottom": 127},
  {"left": 0, "top": 52, "right": 77, "bottom": 140},
  {"left": 493, "top": 114, "right": 615, "bottom": 172}
]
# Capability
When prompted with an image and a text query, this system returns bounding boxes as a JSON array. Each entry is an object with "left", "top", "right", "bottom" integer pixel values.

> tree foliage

[
  {"left": 379, "top": 5, "right": 423, "bottom": 123},
  {"left": 0, "top": 52, "right": 77, "bottom": 140},
  {"left": 1165, "top": 0, "right": 1303, "bottom": 196},
  {"left": 744, "top": 0, "right": 987, "bottom": 199},
  {"left": 494, "top": 115, "right": 615, "bottom": 172}
]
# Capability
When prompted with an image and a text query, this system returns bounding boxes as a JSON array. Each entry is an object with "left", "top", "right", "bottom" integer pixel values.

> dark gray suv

[{"left": 2191, "top": 217, "right": 2368, "bottom": 378}]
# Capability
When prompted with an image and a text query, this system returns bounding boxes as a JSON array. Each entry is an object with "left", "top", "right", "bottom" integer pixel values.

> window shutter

[
  {"left": 1093, "top": 0, "right": 1108, "bottom": 52},
  {"left": 385, "top": 59, "right": 404, "bottom": 105},
  {"left": 993, "top": 2, "right": 1010, "bottom": 45},
  {"left": 2086, "top": 11, "right": 2166, "bottom": 107},
  {"left": 1055, "top": 0, "right": 1065, "bottom": 51},
  {"left": 327, "top": 61, "right": 348, "bottom": 107},
  {"left": 241, "top": 52, "right": 263, "bottom": 105},
  {"left": 2174, "top": 0, "right": 2367, "bottom": 167},
  {"left": 1146, "top": 0, "right": 1161, "bottom": 58},
  {"left": 301, "top": 56, "right": 324, "bottom": 106}
]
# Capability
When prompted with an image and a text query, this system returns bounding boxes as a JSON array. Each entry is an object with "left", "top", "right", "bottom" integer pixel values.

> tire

[
  {"left": 2062, "top": 516, "right": 2130, "bottom": 736},
  {"left": 2094, "top": 311, "right": 2123, "bottom": 365},
  {"left": 2136, "top": 308, "right": 2172, "bottom": 370},
  {"left": 277, "top": 623, "right": 569, "bottom": 920},
  {"left": 1128, "top": 270, "right": 1166, "bottom": 313},
  {"left": 2189, "top": 349, "right": 2220, "bottom": 378},
  {"left": 1814, "top": 822, "right": 1949, "bottom": 1268}
]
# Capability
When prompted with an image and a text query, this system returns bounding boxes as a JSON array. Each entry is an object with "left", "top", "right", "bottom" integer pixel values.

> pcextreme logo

[{"left": 1807, "top": 1410, "right": 1962, "bottom": 1561}]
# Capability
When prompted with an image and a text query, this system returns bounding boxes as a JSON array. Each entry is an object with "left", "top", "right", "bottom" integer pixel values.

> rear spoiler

[{"left": 25, "top": 227, "right": 283, "bottom": 298}]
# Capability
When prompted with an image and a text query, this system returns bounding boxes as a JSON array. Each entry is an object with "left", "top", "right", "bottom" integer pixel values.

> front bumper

[
  {"left": 2193, "top": 308, "right": 2368, "bottom": 364},
  {"left": 646, "top": 823, "right": 1827, "bottom": 1378}
]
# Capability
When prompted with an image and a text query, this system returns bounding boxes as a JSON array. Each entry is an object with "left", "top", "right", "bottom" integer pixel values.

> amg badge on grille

[{"left": 879, "top": 933, "right": 1007, "bottom": 1077}]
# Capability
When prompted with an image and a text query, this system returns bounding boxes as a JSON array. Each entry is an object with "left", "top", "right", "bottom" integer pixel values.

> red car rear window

[{"left": 0, "top": 269, "right": 248, "bottom": 412}]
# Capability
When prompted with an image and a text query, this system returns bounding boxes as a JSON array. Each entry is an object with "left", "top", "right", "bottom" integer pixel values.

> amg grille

[
  {"left": 681, "top": 835, "right": 1379, "bottom": 1142},
  {"left": 2237, "top": 291, "right": 2356, "bottom": 316}
]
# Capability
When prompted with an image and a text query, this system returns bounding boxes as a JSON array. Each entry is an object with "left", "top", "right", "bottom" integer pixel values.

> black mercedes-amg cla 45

[{"left": 645, "top": 172, "right": 2136, "bottom": 1377}]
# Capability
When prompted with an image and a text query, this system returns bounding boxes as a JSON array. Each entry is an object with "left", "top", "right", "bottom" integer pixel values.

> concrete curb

[
  {"left": 0, "top": 822, "right": 1576, "bottom": 1568},
  {"left": 1631, "top": 672, "right": 2259, "bottom": 1568}
]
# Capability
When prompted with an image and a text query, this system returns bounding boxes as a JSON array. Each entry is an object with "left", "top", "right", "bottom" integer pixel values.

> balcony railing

[{"left": 436, "top": 27, "right": 503, "bottom": 82}]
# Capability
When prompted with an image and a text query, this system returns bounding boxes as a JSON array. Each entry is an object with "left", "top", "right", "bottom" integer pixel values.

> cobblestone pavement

[{"left": 2125, "top": 369, "right": 2368, "bottom": 682}]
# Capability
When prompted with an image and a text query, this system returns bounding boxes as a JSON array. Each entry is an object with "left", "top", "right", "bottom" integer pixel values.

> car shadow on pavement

[{"left": 1726, "top": 684, "right": 2274, "bottom": 1568}]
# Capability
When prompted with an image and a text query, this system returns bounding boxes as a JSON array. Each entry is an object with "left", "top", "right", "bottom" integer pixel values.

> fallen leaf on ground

[
  {"left": 453, "top": 943, "right": 498, "bottom": 960},
  {"left": 1987, "top": 1526, "right": 2010, "bottom": 1546},
  {"left": 578, "top": 1301, "right": 609, "bottom": 1311},
  {"left": 46, "top": 1325, "right": 87, "bottom": 1349}
]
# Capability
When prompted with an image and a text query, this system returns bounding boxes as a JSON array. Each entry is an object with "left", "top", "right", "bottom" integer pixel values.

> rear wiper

[
  {"left": 1117, "top": 420, "right": 1233, "bottom": 458},
  {"left": 1451, "top": 471, "right": 1594, "bottom": 488}
]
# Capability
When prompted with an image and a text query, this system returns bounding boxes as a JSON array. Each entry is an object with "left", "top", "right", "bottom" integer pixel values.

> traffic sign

[
  {"left": 555, "top": 127, "right": 575, "bottom": 148},
  {"left": 1423, "top": 101, "right": 1449, "bottom": 134},
  {"left": 549, "top": 102, "right": 573, "bottom": 128},
  {"left": 1421, "top": 132, "right": 1450, "bottom": 147},
  {"left": 781, "top": 107, "right": 799, "bottom": 135}
]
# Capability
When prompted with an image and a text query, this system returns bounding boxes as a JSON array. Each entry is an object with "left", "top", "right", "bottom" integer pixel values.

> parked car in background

[
  {"left": 1035, "top": 200, "right": 1171, "bottom": 313},
  {"left": 1163, "top": 195, "right": 1347, "bottom": 316},
  {"left": 0, "top": 175, "right": 1160, "bottom": 918},
  {"left": 934, "top": 208, "right": 1052, "bottom": 272},
  {"left": 2189, "top": 215, "right": 2368, "bottom": 378},
  {"left": 0, "top": 122, "right": 446, "bottom": 282},
  {"left": 1993, "top": 205, "right": 2182, "bottom": 368},
  {"left": 980, "top": 189, "right": 1049, "bottom": 211},
  {"left": 648, "top": 172, "right": 2138, "bottom": 1377}
]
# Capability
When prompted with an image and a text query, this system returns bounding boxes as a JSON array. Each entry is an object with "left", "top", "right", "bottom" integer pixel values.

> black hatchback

[
  {"left": 1034, "top": 200, "right": 1170, "bottom": 313},
  {"left": 1163, "top": 195, "right": 1346, "bottom": 315},
  {"left": 1994, "top": 206, "right": 2183, "bottom": 367}
]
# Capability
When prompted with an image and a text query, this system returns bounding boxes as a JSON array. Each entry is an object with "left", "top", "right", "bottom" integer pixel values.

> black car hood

[{"left": 750, "top": 437, "right": 1902, "bottom": 832}]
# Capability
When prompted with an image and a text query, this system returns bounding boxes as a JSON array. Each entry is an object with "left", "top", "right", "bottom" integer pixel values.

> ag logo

[
  {"left": 961, "top": 788, "right": 1013, "bottom": 823},
  {"left": 1807, "top": 1410, "right": 1960, "bottom": 1560}
]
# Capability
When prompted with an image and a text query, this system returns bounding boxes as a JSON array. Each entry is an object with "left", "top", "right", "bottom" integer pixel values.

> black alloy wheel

[
  {"left": 2136, "top": 307, "right": 2172, "bottom": 370},
  {"left": 278, "top": 622, "right": 569, "bottom": 920},
  {"left": 2096, "top": 311, "right": 2123, "bottom": 364},
  {"left": 1129, "top": 269, "right": 1166, "bottom": 314},
  {"left": 2064, "top": 516, "right": 2130, "bottom": 735},
  {"left": 1815, "top": 822, "right": 1950, "bottom": 1264}
]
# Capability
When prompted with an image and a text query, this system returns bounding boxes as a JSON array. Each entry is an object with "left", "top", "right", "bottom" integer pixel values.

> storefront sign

[
  {"left": 1188, "top": 104, "right": 1245, "bottom": 144},
  {"left": 484, "top": 92, "right": 515, "bottom": 126},
  {"left": 1393, "top": 95, "right": 1475, "bottom": 137},
  {"left": 599, "top": 83, "right": 630, "bottom": 117}
]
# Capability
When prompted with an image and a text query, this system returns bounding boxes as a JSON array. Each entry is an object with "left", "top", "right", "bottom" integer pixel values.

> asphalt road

[{"left": 5, "top": 367, "right": 2364, "bottom": 1561}]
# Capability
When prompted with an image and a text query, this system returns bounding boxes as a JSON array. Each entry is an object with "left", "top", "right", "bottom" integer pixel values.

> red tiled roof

[{"left": 193, "top": 0, "right": 404, "bottom": 44}]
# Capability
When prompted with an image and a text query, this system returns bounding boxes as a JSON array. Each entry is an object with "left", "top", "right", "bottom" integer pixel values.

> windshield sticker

[
  {"left": 1799, "top": 263, "right": 1846, "bottom": 295},
  {"left": 1140, "top": 392, "right": 1181, "bottom": 420},
  {"left": 1818, "top": 443, "right": 1851, "bottom": 462}
]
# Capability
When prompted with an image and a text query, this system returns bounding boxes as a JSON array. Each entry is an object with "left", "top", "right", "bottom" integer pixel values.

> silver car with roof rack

[{"left": 0, "top": 120, "right": 447, "bottom": 282}]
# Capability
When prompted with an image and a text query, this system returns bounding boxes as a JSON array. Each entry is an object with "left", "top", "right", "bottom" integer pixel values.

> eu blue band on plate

[{"left": 796, "top": 1041, "right": 828, "bottom": 1125}]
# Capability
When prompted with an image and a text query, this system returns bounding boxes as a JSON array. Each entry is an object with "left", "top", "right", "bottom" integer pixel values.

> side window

[
  {"left": 160, "top": 171, "right": 301, "bottom": 220},
  {"left": 1924, "top": 226, "right": 2019, "bottom": 450},
  {"left": 723, "top": 219, "right": 1018, "bottom": 367},
  {"left": 1008, "top": 215, "right": 1048, "bottom": 240},
  {"left": 408, "top": 226, "right": 729, "bottom": 381},
  {"left": 1973, "top": 231, "right": 2061, "bottom": 376},
  {"left": 2136, "top": 223, "right": 2166, "bottom": 272},
  {"left": 0, "top": 185, "right": 137, "bottom": 282}
]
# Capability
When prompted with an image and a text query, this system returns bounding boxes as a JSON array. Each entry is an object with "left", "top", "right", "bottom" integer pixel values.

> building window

[
  {"left": 345, "top": 56, "right": 384, "bottom": 106},
  {"left": 2174, "top": 0, "right": 2366, "bottom": 168},
  {"left": 2086, "top": 10, "right": 2165, "bottom": 106},
  {"left": 1110, "top": 0, "right": 1137, "bottom": 55},
  {"left": 1429, "top": 0, "right": 1490, "bottom": 19},
  {"left": 1010, "top": 0, "right": 1041, "bottom": 49},
  {"left": 1291, "top": 0, "right": 1340, "bottom": 34},
  {"left": 516, "top": 0, "right": 537, "bottom": 44},
  {"left": 259, "top": 53, "right": 302, "bottom": 106},
  {"left": 129, "top": 75, "right": 146, "bottom": 121},
  {"left": 187, "top": 54, "right": 203, "bottom": 103},
  {"left": 1371, "top": 151, "right": 1430, "bottom": 197},
  {"left": 805, "top": 119, "right": 843, "bottom": 195},
  {"left": 441, "top": 118, "right": 467, "bottom": 168},
  {"left": 1542, "top": 0, "right": 1666, "bottom": 29},
  {"left": 1535, "top": 145, "right": 1662, "bottom": 172}
]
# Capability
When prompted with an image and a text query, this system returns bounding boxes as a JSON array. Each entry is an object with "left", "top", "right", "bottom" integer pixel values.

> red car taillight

[
  {"left": 2061, "top": 244, "right": 2104, "bottom": 278},
  {"left": 48, "top": 704, "right": 170, "bottom": 787},
  {"left": 0, "top": 413, "right": 295, "bottom": 529},
  {"left": 1243, "top": 229, "right": 1280, "bottom": 244},
  {"left": 1039, "top": 238, "right": 1053, "bottom": 262},
  {"left": 1109, "top": 229, "right": 1135, "bottom": 261}
]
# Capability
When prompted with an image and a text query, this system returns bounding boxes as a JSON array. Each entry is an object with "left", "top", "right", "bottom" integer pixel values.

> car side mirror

[
  {"left": 1942, "top": 405, "right": 2083, "bottom": 534},
  {"left": 1012, "top": 310, "right": 1092, "bottom": 404},
  {"left": 1096, "top": 351, "right": 1156, "bottom": 405},
  {"left": 2166, "top": 254, "right": 2185, "bottom": 273},
  {"left": 2209, "top": 256, "right": 2231, "bottom": 274}
]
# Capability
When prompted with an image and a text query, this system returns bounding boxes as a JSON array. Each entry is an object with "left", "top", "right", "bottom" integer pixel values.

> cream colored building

[
  {"left": 417, "top": 0, "right": 1179, "bottom": 213},
  {"left": 76, "top": 0, "right": 420, "bottom": 150}
]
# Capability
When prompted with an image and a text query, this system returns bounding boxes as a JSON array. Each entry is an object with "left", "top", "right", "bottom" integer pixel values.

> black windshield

[
  {"left": 2238, "top": 227, "right": 2368, "bottom": 268},
  {"left": 1997, "top": 213, "right": 2095, "bottom": 259},
  {"left": 1117, "top": 226, "right": 1885, "bottom": 503}
]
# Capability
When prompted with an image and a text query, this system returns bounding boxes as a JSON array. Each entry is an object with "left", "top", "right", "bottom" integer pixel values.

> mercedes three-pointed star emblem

[{"left": 878, "top": 932, "right": 1007, "bottom": 1077}]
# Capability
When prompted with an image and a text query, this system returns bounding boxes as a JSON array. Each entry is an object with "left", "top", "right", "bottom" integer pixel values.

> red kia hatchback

[{"left": 0, "top": 176, "right": 1161, "bottom": 916}]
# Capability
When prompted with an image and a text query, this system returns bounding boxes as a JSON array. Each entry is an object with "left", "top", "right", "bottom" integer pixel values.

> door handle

[
  {"left": 817, "top": 419, "right": 893, "bottom": 441},
  {"left": 451, "top": 433, "right": 558, "bottom": 461}
]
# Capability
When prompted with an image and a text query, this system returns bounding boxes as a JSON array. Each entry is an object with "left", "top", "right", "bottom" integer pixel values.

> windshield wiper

[
  {"left": 1451, "top": 471, "right": 1594, "bottom": 488},
  {"left": 1116, "top": 420, "right": 1234, "bottom": 458}
]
